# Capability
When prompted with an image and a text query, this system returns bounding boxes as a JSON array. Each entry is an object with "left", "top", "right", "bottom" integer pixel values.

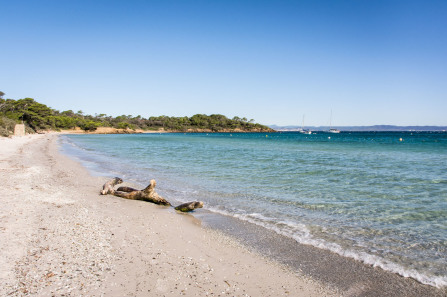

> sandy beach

[{"left": 0, "top": 134, "right": 337, "bottom": 296}]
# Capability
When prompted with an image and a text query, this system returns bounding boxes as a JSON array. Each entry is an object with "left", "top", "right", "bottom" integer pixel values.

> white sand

[{"left": 0, "top": 134, "right": 337, "bottom": 296}]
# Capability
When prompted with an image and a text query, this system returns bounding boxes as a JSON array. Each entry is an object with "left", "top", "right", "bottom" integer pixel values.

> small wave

[
  {"left": 59, "top": 136, "right": 90, "bottom": 152},
  {"left": 432, "top": 179, "right": 447, "bottom": 184},
  {"left": 206, "top": 206, "right": 447, "bottom": 288}
]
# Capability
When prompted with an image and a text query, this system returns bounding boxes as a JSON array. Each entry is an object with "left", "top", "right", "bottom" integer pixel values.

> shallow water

[{"left": 60, "top": 131, "right": 447, "bottom": 287}]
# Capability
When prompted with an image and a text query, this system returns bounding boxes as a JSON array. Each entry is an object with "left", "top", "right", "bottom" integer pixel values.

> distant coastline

[
  {"left": 0, "top": 97, "right": 273, "bottom": 136},
  {"left": 270, "top": 125, "right": 447, "bottom": 132},
  {"left": 59, "top": 126, "right": 274, "bottom": 135},
  {"left": 52, "top": 125, "right": 447, "bottom": 135}
]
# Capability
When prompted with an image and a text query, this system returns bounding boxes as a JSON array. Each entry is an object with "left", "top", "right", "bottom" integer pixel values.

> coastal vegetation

[{"left": 0, "top": 93, "right": 273, "bottom": 136}]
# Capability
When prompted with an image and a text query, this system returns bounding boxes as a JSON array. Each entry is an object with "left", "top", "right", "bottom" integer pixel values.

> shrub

[{"left": 0, "top": 116, "right": 17, "bottom": 136}]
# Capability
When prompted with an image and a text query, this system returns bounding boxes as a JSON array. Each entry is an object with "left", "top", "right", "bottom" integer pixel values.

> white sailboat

[
  {"left": 299, "top": 114, "right": 312, "bottom": 134},
  {"left": 328, "top": 110, "right": 340, "bottom": 133}
]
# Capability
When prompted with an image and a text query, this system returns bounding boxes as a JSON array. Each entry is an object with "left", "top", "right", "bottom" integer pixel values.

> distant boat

[
  {"left": 328, "top": 110, "right": 340, "bottom": 133},
  {"left": 328, "top": 128, "right": 340, "bottom": 133},
  {"left": 299, "top": 114, "right": 312, "bottom": 134}
]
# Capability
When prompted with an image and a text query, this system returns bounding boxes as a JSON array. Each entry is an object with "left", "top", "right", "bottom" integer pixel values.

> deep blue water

[{"left": 60, "top": 131, "right": 447, "bottom": 287}]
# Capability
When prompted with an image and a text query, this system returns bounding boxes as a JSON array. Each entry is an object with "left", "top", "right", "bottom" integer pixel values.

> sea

[{"left": 59, "top": 131, "right": 447, "bottom": 288}]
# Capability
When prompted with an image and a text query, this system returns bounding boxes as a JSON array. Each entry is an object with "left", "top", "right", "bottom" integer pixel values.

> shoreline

[
  {"left": 60, "top": 133, "right": 446, "bottom": 296},
  {"left": 60, "top": 133, "right": 447, "bottom": 296},
  {"left": 58, "top": 126, "right": 274, "bottom": 135},
  {"left": 196, "top": 210, "right": 446, "bottom": 297},
  {"left": 2, "top": 135, "right": 446, "bottom": 296},
  {"left": 0, "top": 134, "right": 336, "bottom": 296}
]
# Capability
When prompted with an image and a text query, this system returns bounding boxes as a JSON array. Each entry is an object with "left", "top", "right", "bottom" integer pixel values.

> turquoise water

[{"left": 60, "top": 132, "right": 447, "bottom": 287}]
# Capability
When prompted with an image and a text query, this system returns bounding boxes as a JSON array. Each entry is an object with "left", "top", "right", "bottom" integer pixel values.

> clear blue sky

[{"left": 1, "top": 0, "right": 446, "bottom": 126}]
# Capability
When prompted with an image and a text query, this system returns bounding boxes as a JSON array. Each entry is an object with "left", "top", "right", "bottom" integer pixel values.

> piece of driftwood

[
  {"left": 113, "top": 179, "right": 171, "bottom": 206},
  {"left": 100, "top": 177, "right": 123, "bottom": 195},
  {"left": 101, "top": 178, "right": 204, "bottom": 212},
  {"left": 116, "top": 186, "right": 138, "bottom": 192},
  {"left": 174, "top": 201, "right": 204, "bottom": 212}
]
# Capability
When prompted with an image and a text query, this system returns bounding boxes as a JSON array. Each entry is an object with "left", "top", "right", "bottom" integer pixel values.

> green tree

[
  {"left": 79, "top": 120, "right": 100, "bottom": 131},
  {"left": 190, "top": 114, "right": 207, "bottom": 128},
  {"left": 62, "top": 110, "right": 75, "bottom": 117},
  {"left": 117, "top": 121, "right": 133, "bottom": 129}
]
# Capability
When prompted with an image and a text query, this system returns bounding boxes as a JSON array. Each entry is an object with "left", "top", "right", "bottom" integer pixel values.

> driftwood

[
  {"left": 100, "top": 177, "right": 123, "bottom": 195},
  {"left": 101, "top": 178, "right": 204, "bottom": 212},
  {"left": 114, "top": 179, "right": 171, "bottom": 206},
  {"left": 174, "top": 201, "right": 204, "bottom": 212}
]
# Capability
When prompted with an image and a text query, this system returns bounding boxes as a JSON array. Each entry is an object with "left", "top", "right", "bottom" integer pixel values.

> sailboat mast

[
  {"left": 330, "top": 109, "right": 333, "bottom": 130},
  {"left": 328, "top": 109, "right": 340, "bottom": 133}
]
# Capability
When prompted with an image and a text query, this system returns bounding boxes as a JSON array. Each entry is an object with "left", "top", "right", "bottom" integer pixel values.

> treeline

[{"left": 0, "top": 94, "right": 272, "bottom": 136}]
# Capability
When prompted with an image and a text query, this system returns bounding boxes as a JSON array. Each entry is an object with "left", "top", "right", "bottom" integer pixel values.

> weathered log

[
  {"left": 100, "top": 177, "right": 123, "bottom": 195},
  {"left": 174, "top": 201, "right": 204, "bottom": 212},
  {"left": 113, "top": 179, "right": 171, "bottom": 206},
  {"left": 116, "top": 186, "right": 139, "bottom": 192},
  {"left": 101, "top": 178, "right": 204, "bottom": 211}
]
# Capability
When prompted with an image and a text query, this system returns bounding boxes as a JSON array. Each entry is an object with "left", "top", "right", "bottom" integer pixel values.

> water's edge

[
  {"left": 57, "top": 134, "right": 447, "bottom": 296},
  {"left": 195, "top": 209, "right": 445, "bottom": 297}
]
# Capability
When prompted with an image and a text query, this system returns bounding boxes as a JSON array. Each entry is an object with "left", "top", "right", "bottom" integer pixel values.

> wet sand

[
  {"left": 0, "top": 134, "right": 336, "bottom": 296},
  {"left": 197, "top": 212, "right": 446, "bottom": 297}
]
